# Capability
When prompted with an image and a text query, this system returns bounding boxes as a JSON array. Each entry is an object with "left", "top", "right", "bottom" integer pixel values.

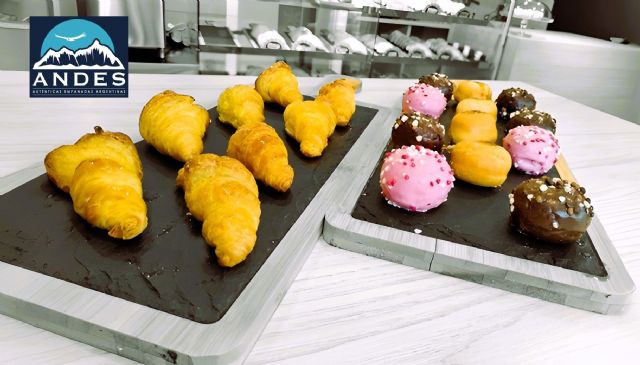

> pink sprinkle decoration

[
  {"left": 404, "top": 175, "right": 410, "bottom": 180},
  {"left": 389, "top": 179, "right": 396, "bottom": 187},
  {"left": 436, "top": 178, "right": 441, "bottom": 184},
  {"left": 429, "top": 181, "right": 434, "bottom": 187},
  {"left": 411, "top": 163, "right": 416, "bottom": 167}
]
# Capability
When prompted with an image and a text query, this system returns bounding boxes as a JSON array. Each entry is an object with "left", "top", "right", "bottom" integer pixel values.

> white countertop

[{"left": 0, "top": 71, "right": 639, "bottom": 364}]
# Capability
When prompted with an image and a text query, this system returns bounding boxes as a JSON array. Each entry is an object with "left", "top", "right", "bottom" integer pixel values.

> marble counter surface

[{"left": 0, "top": 71, "right": 639, "bottom": 364}]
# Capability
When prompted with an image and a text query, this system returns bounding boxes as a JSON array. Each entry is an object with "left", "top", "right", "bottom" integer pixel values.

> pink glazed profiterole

[
  {"left": 379, "top": 145, "right": 454, "bottom": 212},
  {"left": 402, "top": 83, "right": 447, "bottom": 119},
  {"left": 503, "top": 125, "right": 559, "bottom": 175}
]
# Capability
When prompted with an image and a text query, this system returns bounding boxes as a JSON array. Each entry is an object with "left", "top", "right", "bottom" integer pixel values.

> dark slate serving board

[
  {"left": 0, "top": 100, "right": 378, "bottom": 324},
  {"left": 351, "top": 106, "right": 607, "bottom": 277}
]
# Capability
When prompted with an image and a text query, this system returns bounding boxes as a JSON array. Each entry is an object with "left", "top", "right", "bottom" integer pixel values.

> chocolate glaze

[
  {"left": 391, "top": 112, "right": 445, "bottom": 151},
  {"left": 506, "top": 108, "right": 557, "bottom": 134},
  {"left": 419, "top": 73, "right": 454, "bottom": 101},
  {"left": 0, "top": 99, "right": 377, "bottom": 324},
  {"left": 510, "top": 176, "right": 593, "bottom": 244},
  {"left": 352, "top": 106, "right": 607, "bottom": 277},
  {"left": 495, "top": 87, "right": 536, "bottom": 119}
]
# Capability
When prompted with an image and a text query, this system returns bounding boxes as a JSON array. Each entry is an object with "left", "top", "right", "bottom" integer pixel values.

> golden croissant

[
  {"left": 44, "top": 126, "right": 147, "bottom": 239},
  {"left": 217, "top": 85, "right": 265, "bottom": 129},
  {"left": 44, "top": 126, "right": 142, "bottom": 193},
  {"left": 176, "top": 154, "right": 261, "bottom": 267},
  {"left": 316, "top": 78, "right": 360, "bottom": 126},
  {"left": 139, "top": 90, "right": 210, "bottom": 162},
  {"left": 255, "top": 61, "right": 303, "bottom": 107},
  {"left": 71, "top": 159, "right": 148, "bottom": 239},
  {"left": 227, "top": 122, "right": 294, "bottom": 192},
  {"left": 283, "top": 100, "right": 337, "bottom": 158}
]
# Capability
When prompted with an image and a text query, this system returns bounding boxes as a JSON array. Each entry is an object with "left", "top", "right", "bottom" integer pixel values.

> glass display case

[{"left": 198, "top": 0, "right": 515, "bottom": 79}]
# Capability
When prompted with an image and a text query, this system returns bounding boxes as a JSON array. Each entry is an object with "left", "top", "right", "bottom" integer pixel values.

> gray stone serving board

[
  {"left": 323, "top": 108, "right": 635, "bottom": 315},
  {"left": 0, "top": 101, "right": 394, "bottom": 364}
]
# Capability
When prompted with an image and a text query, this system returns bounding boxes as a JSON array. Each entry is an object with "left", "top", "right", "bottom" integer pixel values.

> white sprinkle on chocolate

[
  {"left": 552, "top": 221, "right": 559, "bottom": 229},
  {"left": 559, "top": 196, "right": 566, "bottom": 202},
  {"left": 416, "top": 135, "right": 423, "bottom": 142},
  {"left": 400, "top": 114, "right": 409, "bottom": 122},
  {"left": 527, "top": 194, "right": 534, "bottom": 200},
  {"left": 510, "top": 205, "right": 514, "bottom": 212},
  {"left": 414, "top": 228, "right": 422, "bottom": 234},
  {"left": 412, "top": 120, "right": 419, "bottom": 128},
  {"left": 394, "top": 123, "right": 399, "bottom": 129},
  {"left": 539, "top": 184, "right": 548, "bottom": 192}
]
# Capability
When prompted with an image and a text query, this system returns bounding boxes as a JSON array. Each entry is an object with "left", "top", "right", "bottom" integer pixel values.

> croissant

[
  {"left": 44, "top": 127, "right": 147, "bottom": 239},
  {"left": 139, "top": 90, "right": 210, "bottom": 162},
  {"left": 44, "top": 126, "right": 142, "bottom": 193},
  {"left": 283, "top": 100, "right": 337, "bottom": 158},
  {"left": 255, "top": 61, "right": 303, "bottom": 107},
  {"left": 70, "top": 159, "right": 148, "bottom": 239},
  {"left": 217, "top": 85, "right": 265, "bottom": 129},
  {"left": 227, "top": 122, "right": 294, "bottom": 192},
  {"left": 176, "top": 154, "right": 261, "bottom": 267},
  {"left": 316, "top": 78, "right": 360, "bottom": 126}
]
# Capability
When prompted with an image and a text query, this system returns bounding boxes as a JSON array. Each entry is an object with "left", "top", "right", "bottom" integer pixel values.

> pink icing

[
  {"left": 379, "top": 145, "right": 454, "bottom": 212},
  {"left": 503, "top": 125, "right": 560, "bottom": 175},
  {"left": 402, "top": 83, "right": 447, "bottom": 119}
]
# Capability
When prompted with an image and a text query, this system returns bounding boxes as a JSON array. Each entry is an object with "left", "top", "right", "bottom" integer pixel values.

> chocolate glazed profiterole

[
  {"left": 506, "top": 108, "right": 557, "bottom": 134},
  {"left": 509, "top": 176, "right": 594, "bottom": 244},
  {"left": 391, "top": 112, "right": 445, "bottom": 152},
  {"left": 495, "top": 87, "right": 536, "bottom": 119},
  {"left": 418, "top": 73, "right": 454, "bottom": 101}
]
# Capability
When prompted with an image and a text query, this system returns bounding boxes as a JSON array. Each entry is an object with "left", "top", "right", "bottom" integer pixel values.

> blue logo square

[{"left": 29, "top": 16, "right": 128, "bottom": 98}]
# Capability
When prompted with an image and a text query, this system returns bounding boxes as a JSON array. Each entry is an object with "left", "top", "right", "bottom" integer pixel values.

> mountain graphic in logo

[{"left": 34, "top": 38, "right": 123, "bottom": 69}]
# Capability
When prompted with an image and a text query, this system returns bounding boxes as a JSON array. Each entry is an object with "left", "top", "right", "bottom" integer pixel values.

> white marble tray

[
  {"left": 322, "top": 111, "right": 635, "bottom": 315},
  {"left": 0, "top": 103, "right": 394, "bottom": 364}
]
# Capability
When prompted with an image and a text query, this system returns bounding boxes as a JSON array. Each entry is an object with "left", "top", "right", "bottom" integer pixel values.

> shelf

[
  {"left": 311, "top": 0, "right": 362, "bottom": 11},
  {"left": 199, "top": 26, "right": 487, "bottom": 68},
  {"left": 256, "top": 1, "right": 490, "bottom": 27},
  {"left": 259, "top": 0, "right": 362, "bottom": 11},
  {"left": 513, "top": 15, "right": 554, "bottom": 24},
  {"left": 362, "top": 7, "right": 490, "bottom": 27},
  {"left": 198, "top": 42, "right": 489, "bottom": 70},
  {"left": 370, "top": 55, "right": 489, "bottom": 68},
  {"left": 356, "top": 15, "right": 454, "bottom": 29},
  {"left": 199, "top": 43, "right": 370, "bottom": 62}
]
